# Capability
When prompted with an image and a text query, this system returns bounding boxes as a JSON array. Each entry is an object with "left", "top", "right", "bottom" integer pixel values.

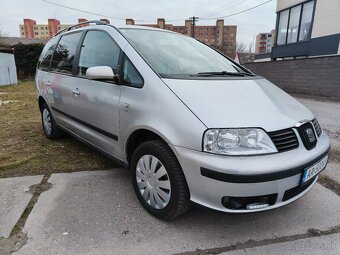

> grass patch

[{"left": 0, "top": 81, "right": 115, "bottom": 178}]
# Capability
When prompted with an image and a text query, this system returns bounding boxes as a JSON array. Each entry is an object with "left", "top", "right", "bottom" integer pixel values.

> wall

[
  {"left": 0, "top": 52, "right": 18, "bottom": 86},
  {"left": 312, "top": 0, "right": 340, "bottom": 38},
  {"left": 277, "top": 0, "right": 305, "bottom": 12},
  {"left": 243, "top": 56, "right": 340, "bottom": 100}
]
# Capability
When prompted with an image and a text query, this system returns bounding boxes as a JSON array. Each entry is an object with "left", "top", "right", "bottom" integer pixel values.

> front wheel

[{"left": 130, "top": 140, "right": 191, "bottom": 220}]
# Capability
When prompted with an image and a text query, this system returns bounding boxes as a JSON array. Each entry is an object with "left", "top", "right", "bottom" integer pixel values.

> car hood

[{"left": 163, "top": 78, "right": 314, "bottom": 132}]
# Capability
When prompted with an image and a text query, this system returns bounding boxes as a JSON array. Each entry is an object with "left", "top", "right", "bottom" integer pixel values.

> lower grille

[
  {"left": 222, "top": 194, "right": 277, "bottom": 210},
  {"left": 268, "top": 128, "right": 299, "bottom": 153},
  {"left": 282, "top": 176, "right": 316, "bottom": 201}
]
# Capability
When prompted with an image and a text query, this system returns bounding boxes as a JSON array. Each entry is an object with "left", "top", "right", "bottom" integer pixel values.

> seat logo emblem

[{"left": 306, "top": 128, "right": 315, "bottom": 143}]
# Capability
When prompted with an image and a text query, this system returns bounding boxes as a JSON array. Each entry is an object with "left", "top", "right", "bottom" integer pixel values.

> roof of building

[
  {"left": 0, "top": 37, "right": 48, "bottom": 46},
  {"left": 0, "top": 47, "right": 14, "bottom": 54}
]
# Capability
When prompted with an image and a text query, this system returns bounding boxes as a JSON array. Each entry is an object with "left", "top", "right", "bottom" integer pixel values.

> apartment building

[
  {"left": 255, "top": 30, "right": 275, "bottom": 53},
  {"left": 126, "top": 18, "right": 237, "bottom": 51},
  {"left": 272, "top": 0, "right": 340, "bottom": 59},
  {"left": 19, "top": 18, "right": 110, "bottom": 39}
]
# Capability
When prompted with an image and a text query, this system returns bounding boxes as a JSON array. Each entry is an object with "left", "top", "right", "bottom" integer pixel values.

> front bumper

[{"left": 171, "top": 132, "right": 330, "bottom": 213}]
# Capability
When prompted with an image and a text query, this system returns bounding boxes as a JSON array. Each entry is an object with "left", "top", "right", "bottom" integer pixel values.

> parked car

[{"left": 36, "top": 21, "right": 330, "bottom": 220}]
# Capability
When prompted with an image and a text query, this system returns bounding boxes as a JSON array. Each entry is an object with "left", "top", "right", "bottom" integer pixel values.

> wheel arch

[
  {"left": 38, "top": 96, "right": 47, "bottom": 112},
  {"left": 125, "top": 128, "right": 171, "bottom": 164}
]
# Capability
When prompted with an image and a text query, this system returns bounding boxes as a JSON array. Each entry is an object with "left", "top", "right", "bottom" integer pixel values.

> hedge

[{"left": 13, "top": 43, "right": 44, "bottom": 79}]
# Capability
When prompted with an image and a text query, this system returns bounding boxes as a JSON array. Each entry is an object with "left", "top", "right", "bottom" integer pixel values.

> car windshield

[{"left": 120, "top": 28, "right": 246, "bottom": 78}]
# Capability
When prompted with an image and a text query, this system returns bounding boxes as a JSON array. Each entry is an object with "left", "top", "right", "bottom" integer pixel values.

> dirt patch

[
  {"left": 0, "top": 233, "right": 28, "bottom": 255},
  {"left": 0, "top": 175, "right": 53, "bottom": 255},
  {"left": 0, "top": 81, "right": 116, "bottom": 178}
]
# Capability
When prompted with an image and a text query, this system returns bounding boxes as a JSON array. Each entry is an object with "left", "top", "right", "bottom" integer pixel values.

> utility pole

[{"left": 189, "top": 16, "right": 199, "bottom": 38}]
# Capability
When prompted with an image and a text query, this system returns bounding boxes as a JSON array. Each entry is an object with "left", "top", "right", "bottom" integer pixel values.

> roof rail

[{"left": 54, "top": 20, "right": 107, "bottom": 37}]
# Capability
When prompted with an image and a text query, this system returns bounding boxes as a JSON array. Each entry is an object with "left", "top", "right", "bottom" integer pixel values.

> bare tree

[
  {"left": 248, "top": 41, "right": 253, "bottom": 53},
  {"left": 236, "top": 42, "right": 247, "bottom": 53}
]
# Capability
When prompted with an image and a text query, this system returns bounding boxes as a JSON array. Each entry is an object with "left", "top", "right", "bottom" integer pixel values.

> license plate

[{"left": 301, "top": 155, "right": 328, "bottom": 185}]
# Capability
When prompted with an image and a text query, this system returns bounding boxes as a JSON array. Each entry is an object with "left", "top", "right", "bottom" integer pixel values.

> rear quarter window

[{"left": 38, "top": 36, "right": 59, "bottom": 71}]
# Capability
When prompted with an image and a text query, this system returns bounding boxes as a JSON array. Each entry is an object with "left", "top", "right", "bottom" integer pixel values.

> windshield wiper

[{"left": 193, "top": 71, "right": 255, "bottom": 77}]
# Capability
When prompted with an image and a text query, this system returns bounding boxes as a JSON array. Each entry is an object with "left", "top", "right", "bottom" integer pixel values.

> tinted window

[
  {"left": 123, "top": 57, "right": 143, "bottom": 87},
  {"left": 50, "top": 32, "right": 82, "bottom": 74},
  {"left": 78, "top": 31, "right": 120, "bottom": 77},
  {"left": 38, "top": 36, "right": 59, "bottom": 71}
]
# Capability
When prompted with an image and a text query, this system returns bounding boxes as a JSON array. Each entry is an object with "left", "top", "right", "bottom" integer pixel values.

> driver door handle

[{"left": 72, "top": 88, "right": 80, "bottom": 96}]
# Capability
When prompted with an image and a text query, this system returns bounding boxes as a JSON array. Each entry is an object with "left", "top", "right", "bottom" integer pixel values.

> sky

[{"left": 0, "top": 0, "right": 277, "bottom": 50}]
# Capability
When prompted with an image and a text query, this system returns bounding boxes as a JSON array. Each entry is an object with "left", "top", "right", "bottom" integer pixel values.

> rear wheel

[
  {"left": 130, "top": 140, "right": 191, "bottom": 220},
  {"left": 40, "top": 103, "right": 64, "bottom": 139}
]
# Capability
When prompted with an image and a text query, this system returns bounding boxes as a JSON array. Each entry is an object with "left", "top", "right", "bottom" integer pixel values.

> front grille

[
  {"left": 222, "top": 194, "right": 277, "bottom": 210},
  {"left": 268, "top": 128, "right": 299, "bottom": 153},
  {"left": 312, "top": 118, "right": 322, "bottom": 137},
  {"left": 282, "top": 176, "right": 316, "bottom": 201},
  {"left": 297, "top": 123, "right": 317, "bottom": 150}
]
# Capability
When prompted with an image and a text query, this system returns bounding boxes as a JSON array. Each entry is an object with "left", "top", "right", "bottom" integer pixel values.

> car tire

[
  {"left": 40, "top": 103, "right": 65, "bottom": 140},
  {"left": 130, "top": 140, "right": 191, "bottom": 220}
]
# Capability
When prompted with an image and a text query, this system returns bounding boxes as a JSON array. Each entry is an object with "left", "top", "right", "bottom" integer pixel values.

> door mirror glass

[{"left": 86, "top": 66, "right": 115, "bottom": 80}]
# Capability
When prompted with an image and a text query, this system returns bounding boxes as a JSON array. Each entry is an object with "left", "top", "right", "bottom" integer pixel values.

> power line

[
  {"left": 200, "top": 0, "right": 274, "bottom": 20},
  {"left": 204, "top": 0, "right": 253, "bottom": 18},
  {"left": 41, "top": 0, "right": 153, "bottom": 22},
  {"left": 41, "top": 0, "right": 273, "bottom": 24}
]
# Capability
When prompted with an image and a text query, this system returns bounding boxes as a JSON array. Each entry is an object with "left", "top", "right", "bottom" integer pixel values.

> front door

[{"left": 71, "top": 30, "right": 122, "bottom": 157}]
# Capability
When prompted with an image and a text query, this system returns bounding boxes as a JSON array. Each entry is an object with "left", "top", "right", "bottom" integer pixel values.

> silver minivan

[{"left": 36, "top": 21, "right": 330, "bottom": 219}]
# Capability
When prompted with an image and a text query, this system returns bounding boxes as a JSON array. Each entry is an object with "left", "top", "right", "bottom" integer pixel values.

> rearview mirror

[{"left": 86, "top": 66, "right": 115, "bottom": 81}]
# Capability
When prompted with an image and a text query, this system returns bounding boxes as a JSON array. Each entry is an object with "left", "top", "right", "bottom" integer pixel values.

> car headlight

[{"left": 203, "top": 128, "right": 278, "bottom": 155}]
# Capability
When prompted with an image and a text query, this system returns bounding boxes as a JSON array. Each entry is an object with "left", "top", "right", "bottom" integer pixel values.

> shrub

[{"left": 13, "top": 43, "right": 44, "bottom": 79}]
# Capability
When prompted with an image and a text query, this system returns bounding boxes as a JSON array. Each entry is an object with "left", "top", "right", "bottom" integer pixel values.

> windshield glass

[{"left": 120, "top": 28, "right": 244, "bottom": 78}]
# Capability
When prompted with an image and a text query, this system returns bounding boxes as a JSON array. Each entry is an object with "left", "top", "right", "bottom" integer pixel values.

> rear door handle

[{"left": 72, "top": 88, "right": 80, "bottom": 96}]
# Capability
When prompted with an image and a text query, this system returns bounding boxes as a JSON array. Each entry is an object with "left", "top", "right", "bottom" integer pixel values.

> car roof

[{"left": 55, "top": 22, "right": 176, "bottom": 38}]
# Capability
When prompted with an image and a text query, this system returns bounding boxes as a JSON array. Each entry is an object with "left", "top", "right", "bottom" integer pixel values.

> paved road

[
  {"left": 0, "top": 97, "right": 339, "bottom": 255},
  {"left": 13, "top": 170, "right": 340, "bottom": 255}
]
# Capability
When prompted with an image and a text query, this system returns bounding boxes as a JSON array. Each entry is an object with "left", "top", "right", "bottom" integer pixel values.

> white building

[
  {"left": 0, "top": 49, "right": 18, "bottom": 86},
  {"left": 255, "top": 30, "right": 275, "bottom": 54},
  {"left": 272, "top": 0, "right": 340, "bottom": 59}
]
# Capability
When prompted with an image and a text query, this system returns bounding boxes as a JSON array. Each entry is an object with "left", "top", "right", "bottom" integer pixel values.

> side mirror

[{"left": 86, "top": 66, "right": 116, "bottom": 81}]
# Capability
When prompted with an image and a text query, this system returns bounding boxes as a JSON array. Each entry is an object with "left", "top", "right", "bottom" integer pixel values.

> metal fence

[{"left": 0, "top": 52, "right": 18, "bottom": 86}]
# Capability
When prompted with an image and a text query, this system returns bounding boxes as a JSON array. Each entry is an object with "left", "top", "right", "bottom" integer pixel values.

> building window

[
  {"left": 277, "top": 9, "right": 289, "bottom": 45},
  {"left": 22, "top": 32, "right": 24, "bottom": 35},
  {"left": 276, "top": 0, "right": 315, "bottom": 45},
  {"left": 287, "top": 5, "right": 302, "bottom": 43},
  {"left": 299, "top": 1, "right": 314, "bottom": 41}
]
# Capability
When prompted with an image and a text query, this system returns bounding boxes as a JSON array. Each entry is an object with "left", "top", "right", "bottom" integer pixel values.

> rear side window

[
  {"left": 38, "top": 36, "right": 59, "bottom": 71},
  {"left": 78, "top": 31, "right": 121, "bottom": 77},
  {"left": 50, "top": 32, "right": 82, "bottom": 74}
]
